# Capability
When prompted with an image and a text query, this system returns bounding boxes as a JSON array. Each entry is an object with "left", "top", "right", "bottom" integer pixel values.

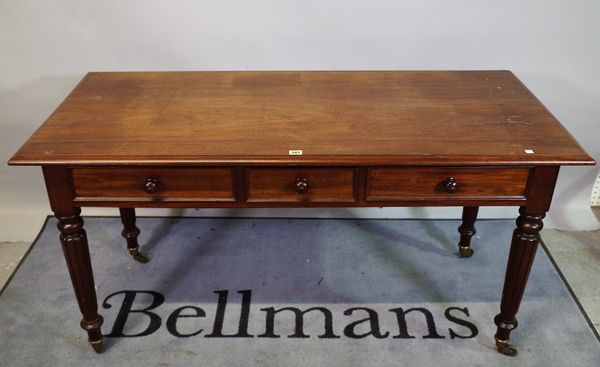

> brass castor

[
  {"left": 90, "top": 338, "right": 104, "bottom": 353},
  {"left": 495, "top": 337, "right": 518, "bottom": 356},
  {"left": 128, "top": 248, "right": 150, "bottom": 263},
  {"left": 458, "top": 245, "right": 474, "bottom": 258}
]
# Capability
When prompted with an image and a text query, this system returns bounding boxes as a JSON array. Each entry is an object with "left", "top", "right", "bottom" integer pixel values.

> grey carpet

[{"left": 0, "top": 217, "right": 599, "bottom": 366}]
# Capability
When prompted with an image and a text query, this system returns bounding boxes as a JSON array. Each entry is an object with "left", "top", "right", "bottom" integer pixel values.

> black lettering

[
  {"left": 258, "top": 307, "right": 340, "bottom": 339},
  {"left": 343, "top": 307, "right": 389, "bottom": 339},
  {"left": 205, "top": 289, "right": 253, "bottom": 338},
  {"left": 389, "top": 307, "right": 445, "bottom": 339},
  {"left": 445, "top": 307, "right": 478, "bottom": 339},
  {"left": 166, "top": 306, "right": 206, "bottom": 337},
  {"left": 102, "top": 290, "right": 164, "bottom": 337}
]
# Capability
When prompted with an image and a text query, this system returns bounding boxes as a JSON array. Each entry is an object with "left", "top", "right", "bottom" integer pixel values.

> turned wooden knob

[
  {"left": 144, "top": 177, "right": 159, "bottom": 194},
  {"left": 441, "top": 177, "right": 458, "bottom": 193},
  {"left": 295, "top": 177, "right": 309, "bottom": 194}
]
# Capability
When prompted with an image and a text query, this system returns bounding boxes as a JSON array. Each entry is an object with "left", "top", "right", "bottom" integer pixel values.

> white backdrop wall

[{"left": 1, "top": 0, "right": 599, "bottom": 241}]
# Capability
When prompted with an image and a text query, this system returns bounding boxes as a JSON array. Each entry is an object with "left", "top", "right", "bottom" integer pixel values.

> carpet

[{"left": 0, "top": 217, "right": 598, "bottom": 366}]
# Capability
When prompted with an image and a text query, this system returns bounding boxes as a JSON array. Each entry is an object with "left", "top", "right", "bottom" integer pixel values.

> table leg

[
  {"left": 119, "top": 208, "right": 149, "bottom": 263},
  {"left": 57, "top": 208, "right": 104, "bottom": 352},
  {"left": 457, "top": 206, "right": 479, "bottom": 257},
  {"left": 493, "top": 207, "right": 544, "bottom": 356}
]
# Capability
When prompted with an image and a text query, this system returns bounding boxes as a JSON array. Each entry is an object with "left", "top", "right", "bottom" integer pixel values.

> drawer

[
  {"left": 72, "top": 168, "right": 235, "bottom": 201},
  {"left": 247, "top": 168, "right": 355, "bottom": 203},
  {"left": 366, "top": 167, "right": 530, "bottom": 201}
]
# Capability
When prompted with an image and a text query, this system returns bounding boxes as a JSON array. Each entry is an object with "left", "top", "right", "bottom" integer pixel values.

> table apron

[{"left": 68, "top": 165, "right": 533, "bottom": 208}]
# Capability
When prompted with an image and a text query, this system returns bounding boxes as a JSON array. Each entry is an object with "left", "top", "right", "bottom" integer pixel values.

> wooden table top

[{"left": 9, "top": 71, "right": 594, "bottom": 166}]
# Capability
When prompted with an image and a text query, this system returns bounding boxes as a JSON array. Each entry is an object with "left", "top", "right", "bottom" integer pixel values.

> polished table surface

[
  {"left": 10, "top": 70, "right": 591, "bottom": 166},
  {"left": 8, "top": 71, "right": 595, "bottom": 356}
]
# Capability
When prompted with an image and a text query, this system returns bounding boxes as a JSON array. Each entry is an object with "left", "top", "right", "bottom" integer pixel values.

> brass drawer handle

[
  {"left": 295, "top": 177, "right": 309, "bottom": 194},
  {"left": 144, "top": 177, "right": 159, "bottom": 194},
  {"left": 442, "top": 177, "right": 457, "bottom": 193}
]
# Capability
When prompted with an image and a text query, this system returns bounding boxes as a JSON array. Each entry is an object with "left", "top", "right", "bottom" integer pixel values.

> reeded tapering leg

[
  {"left": 119, "top": 208, "right": 149, "bottom": 263},
  {"left": 494, "top": 207, "right": 545, "bottom": 356},
  {"left": 57, "top": 209, "right": 104, "bottom": 352},
  {"left": 458, "top": 206, "right": 479, "bottom": 258}
]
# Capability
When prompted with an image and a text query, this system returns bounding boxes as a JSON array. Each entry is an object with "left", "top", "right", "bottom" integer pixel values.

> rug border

[
  {"left": 539, "top": 239, "right": 600, "bottom": 344},
  {"left": 3, "top": 215, "right": 598, "bottom": 345},
  {"left": 0, "top": 216, "right": 51, "bottom": 298}
]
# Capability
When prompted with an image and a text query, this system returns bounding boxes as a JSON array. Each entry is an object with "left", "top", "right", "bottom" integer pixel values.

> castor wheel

[
  {"left": 458, "top": 245, "right": 474, "bottom": 258},
  {"left": 495, "top": 337, "right": 518, "bottom": 357},
  {"left": 90, "top": 338, "right": 104, "bottom": 353},
  {"left": 128, "top": 248, "right": 150, "bottom": 263}
]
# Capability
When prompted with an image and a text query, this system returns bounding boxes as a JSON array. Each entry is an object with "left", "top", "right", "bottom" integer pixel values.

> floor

[
  {"left": 542, "top": 228, "right": 600, "bottom": 334},
  {"left": 0, "top": 221, "right": 598, "bottom": 336},
  {"left": 0, "top": 241, "right": 31, "bottom": 292}
]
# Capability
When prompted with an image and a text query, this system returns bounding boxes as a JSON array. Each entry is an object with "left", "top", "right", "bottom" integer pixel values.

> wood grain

[
  {"left": 72, "top": 167, "right": 235, "bottom": 202},
  {"left": 8, "top": 71, "right": 594, "bottom": 167},
  {"left": 366, "top": 167, "right": 530, "bottom": 201},
  {"left": 247, "top": 168, "right": 355, "bottom": 202}
]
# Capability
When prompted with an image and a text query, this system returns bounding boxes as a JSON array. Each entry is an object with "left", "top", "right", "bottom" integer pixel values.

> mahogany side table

[{"left": 8, "top": 71, "right": 595, "bottom": 355}]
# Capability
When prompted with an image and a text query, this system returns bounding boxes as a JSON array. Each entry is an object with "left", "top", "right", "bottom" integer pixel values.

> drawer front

[
  {"left": 72, "top": 168, "right": 235, "bottom": 201},
  {"left": 247, "top": 168, "right": 355, "bottom": 203},
  {"left": 367, "top": 167, "right": 530, "bottom": 201}
]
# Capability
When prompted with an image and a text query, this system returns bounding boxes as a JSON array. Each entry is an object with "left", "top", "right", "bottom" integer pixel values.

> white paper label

[
  {"left": 289, "top": 150, "right": 303, "bottom": 155},
  {"left": 524, "top": 149, "right": 534, "bottom": 154}
]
